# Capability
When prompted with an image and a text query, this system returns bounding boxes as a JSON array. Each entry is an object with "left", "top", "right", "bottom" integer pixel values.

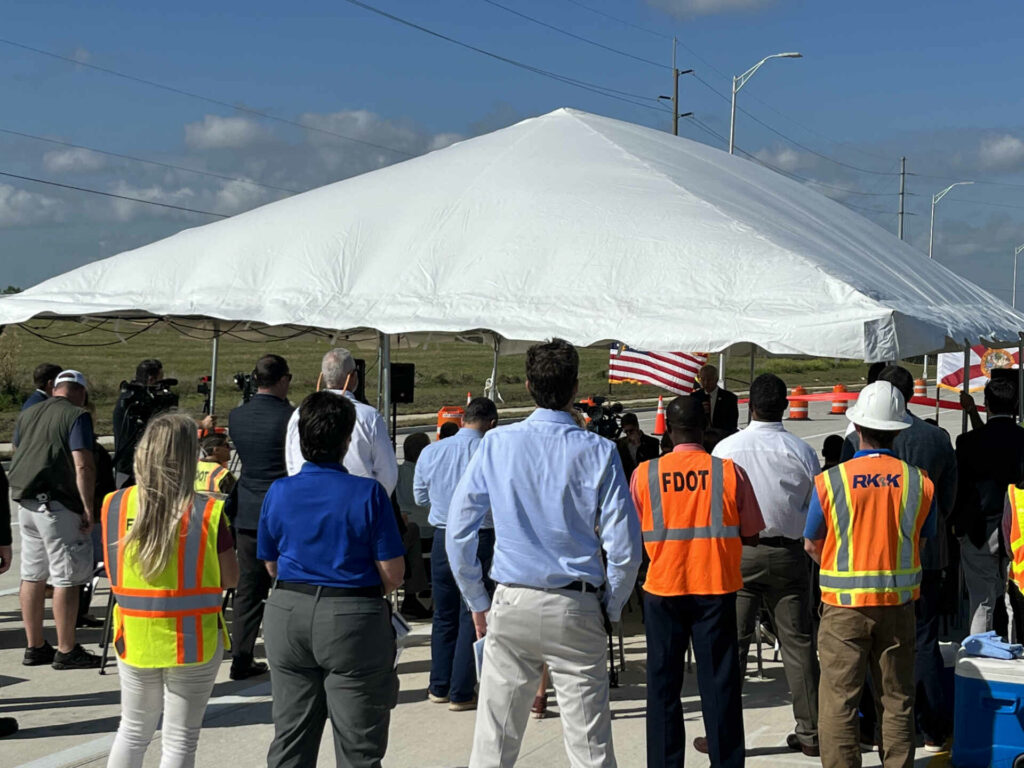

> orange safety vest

[
  {"left": 194, "top": 460, "right": 230, "bottom": 496},
  {"left": 1007, "top": 484, "right": 1024, "bottom": 592},
  {"left": 102, "top": 486, "right": 228, "bottom": 667},
  {"left": 815, "top": 453, "right": 933, "bottom": 608},
  {"left": 634, "top": 450, "right": 743, "bottom": 596}
]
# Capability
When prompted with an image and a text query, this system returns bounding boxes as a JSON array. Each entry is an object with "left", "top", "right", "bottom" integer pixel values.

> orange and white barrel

[
  {"left": 788, "top": 386, "right": 808, "bottom": 420},
  {"left": 831, "top": 384, "right": 848, "bottom": 415},
  {"left": 437, "top": 405, "right": 464, "bottom": 438},
  {"left": 914, "top": 379, "right": 926, "bottom": 399}
]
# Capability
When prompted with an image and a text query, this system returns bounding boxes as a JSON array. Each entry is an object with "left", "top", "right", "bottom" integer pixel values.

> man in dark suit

[
  {"left": 954, "top": 376, "right": 1024, "bottom": 635},
  {"left": 227, "top": 354, "right": 294, "bottom": 680},
  {"left": 616, "top": 412, "right": 660, "bottom": 481},
  {"left": 693, "top": 364, "right": 739, "bottom": 435}
]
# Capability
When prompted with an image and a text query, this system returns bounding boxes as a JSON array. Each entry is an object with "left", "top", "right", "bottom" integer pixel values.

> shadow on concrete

[
  {"left": 10, "top": 713, "right": 121, "bottom": 739},
  {"left": 396, "top": 658, "right": 431, "bottom": 675},
  {"left": 0, "top": 688, "right": 121, "bottom": 713}
]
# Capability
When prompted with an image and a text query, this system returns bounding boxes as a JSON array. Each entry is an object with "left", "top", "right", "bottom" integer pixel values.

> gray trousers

[
  {"left": 735, "top": 540, "right": 819, "bottom": 746},
  {"left": 960, "top": 534, "right": 1009, "bottom": 635},
  {"left": 263, "top": 586, "right": 398, "bottom": 768},
  {"left": 471, "top": 585, "right": 615, "bottom": 768}
]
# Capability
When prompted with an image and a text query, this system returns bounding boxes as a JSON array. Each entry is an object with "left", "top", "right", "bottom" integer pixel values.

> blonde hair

[{"left": 124, "top": 412, "right": 199, "bottom": 583}]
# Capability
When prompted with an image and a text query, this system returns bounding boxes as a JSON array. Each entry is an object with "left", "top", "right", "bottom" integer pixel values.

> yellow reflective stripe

[
  {"left": 821, "top": 586, "right": 920, "bottom": 595},
  {"left": 821, "top": 567, "right": 921, "bottom": 577},
  {"left": 822, "top": 470, "right": 843, "bottom": 571},
  {"left": 838, "top": 463, "right": 855, "bottom": 570}
]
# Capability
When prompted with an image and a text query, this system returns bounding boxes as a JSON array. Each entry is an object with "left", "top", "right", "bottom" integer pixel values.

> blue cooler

[{"left": 952, "top": 651, "right": 1024, "bottom": 768}]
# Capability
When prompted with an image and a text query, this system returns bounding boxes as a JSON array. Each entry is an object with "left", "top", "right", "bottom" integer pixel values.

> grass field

[{"left": 0, "top": 321, "right": 913, "bottom": 441}]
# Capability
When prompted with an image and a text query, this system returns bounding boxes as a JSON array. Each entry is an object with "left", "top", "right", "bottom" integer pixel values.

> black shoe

[
  {"left": 229, "top": 660, "right": 268, "bottom": 681},
  {"left": 400, "top": 596, "right": 433, "bottom": 620},
  {"left": 23, "top": 641, "right": 56, "bottom": 666},
  {"left": 0, "top": 717, "right": 17, "bottom": 738},
  {"left": 76, "top": 614, "right": 104, "bottom": 629},
  {"left": 52, "top": 644, "right": 101, "bottom": 670},
  {"left": 786, "top": 733, "right": 820, "bottom": 757}
]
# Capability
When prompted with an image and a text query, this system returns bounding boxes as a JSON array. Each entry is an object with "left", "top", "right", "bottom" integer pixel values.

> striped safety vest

[
  {"left": 1007, "top": 484, "right": 1024, "bottom": 592},
  {"left": 194, "top": 461, "right": 231, "bottom": 497},
  {"left": 634, "top": 450, "right": 743, "bottom": 596},
  {"left": 815, "top": 453, "right": 933, "bottom": 608},
  {"left": 102, "top": 486, "right": 229, "bottom": 667}
]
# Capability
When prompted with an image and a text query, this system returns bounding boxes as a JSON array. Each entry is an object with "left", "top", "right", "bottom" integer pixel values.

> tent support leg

[
  {"left": 380, "top": 332, "right": 392, "bottom": 439},
  {"left": 961, "top": 341, "right": 970, "bottom": 435},
  {"left": 718, "top": 353, "right": 726, "bottom": 390},
  {"left": 208, "top": 333, "right": 219, "bottom": 417},
  {"left": 486, "top": 336, "right": 501, "bottom": 402}
]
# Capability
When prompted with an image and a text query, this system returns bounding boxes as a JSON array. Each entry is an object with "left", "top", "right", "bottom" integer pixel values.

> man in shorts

[{"left": 9, "top": 370, "right": 101, "bottom": 669}]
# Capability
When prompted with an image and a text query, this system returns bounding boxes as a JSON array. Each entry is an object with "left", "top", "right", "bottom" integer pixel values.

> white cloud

[
  {"left": 754, "top": 146, "right": 804, "bottom": 172},
  {"left": 185, "top": 115, "right": 266, "bottom": 150},
  {"left": 106, "top": 181, "right": 197, "bottom": 222},
  {"left": 0, "top": 183, "right": 65, "bottom": 227},
  {"left": 978, "top": 134, "right": 1024, "bottom": 170},
  {"left": 213, "top": 179, "right": 275, "bottom": 215},
  {"left": 42, "top": 147, "right": 105, "bottom": 173},
  {"left": 646, "top": 0, "right": 776, "bottom": 17}
]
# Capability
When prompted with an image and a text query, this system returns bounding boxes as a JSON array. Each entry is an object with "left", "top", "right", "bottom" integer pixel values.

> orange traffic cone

[
  {"left": 466, "top": 392, "right": 472, "bottom": 405},
  {"left": 654, "top": 395, "right": 667, "bottom": 436},
  {"left": 831, "top": 384, "right": 848, "bottom": 415}
]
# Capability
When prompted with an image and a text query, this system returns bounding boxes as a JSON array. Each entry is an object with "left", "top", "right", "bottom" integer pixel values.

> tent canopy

[{"left": 2, "top": 107, "right": 1021, "bottom": 361}]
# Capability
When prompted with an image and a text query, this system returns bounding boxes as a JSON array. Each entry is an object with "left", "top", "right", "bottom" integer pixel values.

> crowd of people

[{"left": 1, "top": 341, "right": 1023, "bottom": 768}]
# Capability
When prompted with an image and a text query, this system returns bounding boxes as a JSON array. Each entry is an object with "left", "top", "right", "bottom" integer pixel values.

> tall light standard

[
  {"left": 1014, "top": 243, "right": 1024, "bottom": 309},
  {"left": 729, "top": 52, "right": 802, "bottom": 155},
  {"left": 923, "top": 181, "right": 973, "bottom": 382}
]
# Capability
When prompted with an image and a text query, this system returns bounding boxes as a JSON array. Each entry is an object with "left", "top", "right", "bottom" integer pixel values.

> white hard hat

[{"left": 847, "top": 381, "right": 912, "bottom": 431}]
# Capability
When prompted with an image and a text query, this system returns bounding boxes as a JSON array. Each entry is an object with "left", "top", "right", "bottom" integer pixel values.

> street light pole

[
  {"left": 1014, "top": 243, "right": 1024, "bottom": 309},
  {"left": 729, "top": 52, "right": 802, "bottom": 155},
  {"left": 923, "top": 180, "right": 973, "bottom": 381}
]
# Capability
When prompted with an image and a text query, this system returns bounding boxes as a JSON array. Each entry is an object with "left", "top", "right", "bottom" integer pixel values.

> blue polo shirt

[
  {"left": 257, "top": 462, "right": 405, "bottom": 588},
  {"left": 804, "top": 449, "right": 937, "bottom": 541}
]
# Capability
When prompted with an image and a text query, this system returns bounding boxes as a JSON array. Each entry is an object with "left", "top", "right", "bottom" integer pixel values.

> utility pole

[
  {"left": 659, "top": 38, "right": 693, "bottom": 136},
  {"left": 897, "top": 157, "right": 906, "bottom": 240}
]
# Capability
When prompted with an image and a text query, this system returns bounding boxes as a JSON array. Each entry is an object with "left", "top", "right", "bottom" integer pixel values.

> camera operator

[
  {"left": 616, "top": 412, "right": 660, "bottom": 481},
  {"left": 227, "top": 354, "right": 294, "bottom": 681}
]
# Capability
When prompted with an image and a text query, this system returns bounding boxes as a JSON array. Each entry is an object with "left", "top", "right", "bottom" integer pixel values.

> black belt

[
  {"left": 275, "top": 581, "right": 383, "bottom": 598},
  {"left": 503, "top": 580, "right": 599, "bottom": 594},
  {"left": 757, "top": 536, "right": 803, "bottom": 548}
]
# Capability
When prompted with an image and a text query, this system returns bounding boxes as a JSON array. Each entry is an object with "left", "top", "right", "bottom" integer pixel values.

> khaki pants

[
  {"left": 818, "top": 603, "right": 916, "bottom": 768},
  {"left": 470, "top": 585, "right": 615, "bottom": 768}
]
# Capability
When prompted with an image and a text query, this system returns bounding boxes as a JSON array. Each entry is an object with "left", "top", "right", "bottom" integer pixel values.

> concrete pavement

[{"left": 1, "top": 400, "right": 959, "bottom": 767}]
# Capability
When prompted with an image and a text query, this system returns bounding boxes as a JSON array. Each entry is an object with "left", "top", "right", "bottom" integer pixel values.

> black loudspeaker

[
  {"left": 391, "top": 363, "right": 415, "bottom": 404},
  {"left": 353, "top": 358, "right": 368, "bottom": 405}
]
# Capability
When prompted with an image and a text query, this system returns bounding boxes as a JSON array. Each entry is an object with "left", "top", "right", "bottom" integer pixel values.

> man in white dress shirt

[
  {"left": 712, "top": 373, "right": 821, "bottom": 757},
  {"left": 284, "top": 348, "right": 398, "bottom": 494}
]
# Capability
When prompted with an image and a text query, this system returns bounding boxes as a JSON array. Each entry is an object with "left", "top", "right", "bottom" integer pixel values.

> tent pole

[
  {"left": 961, "top": 341, "right": 970, "bottom": 435},
  {"left": 719, "top": 352, "right": 726, "bottom": 390},
  {"left": 380, "top": 332, "right": 392, "bottom": 434},
  {"left": 208, "top": 332, "right": 219, "bottom": 417},
  {"left": 487, "top": 336, "right": 501, "bottom": 401}
]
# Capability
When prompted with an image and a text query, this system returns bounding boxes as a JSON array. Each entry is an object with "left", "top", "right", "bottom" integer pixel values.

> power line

[
  {"left": 480, "top": 0, "right": 668, "bottom": 70},
  {"left": 339, "top": 0, "right": 669, "bottom": 114},
  {"left": 0, "top": 38, "right": 416, "bottom": 158},
  {"left": 0, "top": 127, "right": 301, "bottom": 194},
  {"left": 561, "top": 0, "right": 672, "bottom": 40},
  {"left": 912, "top": 173, "right": 1024, "bottom": 192},
  {"left": 0, "top": 170, "right": 229, "bottom": 217}
]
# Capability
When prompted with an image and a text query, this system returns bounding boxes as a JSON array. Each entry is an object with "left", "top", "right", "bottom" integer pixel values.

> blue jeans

[{"left": 429, "top": 527, "right": 495, "bottom": 704}]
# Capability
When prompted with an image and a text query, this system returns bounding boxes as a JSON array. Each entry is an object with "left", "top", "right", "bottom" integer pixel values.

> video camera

[
  {"left": 117, "top": 377, "right": 180, "bottom": 428},
  {"left": 575, "top": 395, "right": 624, "bottom": 440},
  {"left": 233, "top": 372, "right": 258, "bottom": 403}
]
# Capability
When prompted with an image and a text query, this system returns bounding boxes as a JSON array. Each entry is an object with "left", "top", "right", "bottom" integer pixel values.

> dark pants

[
  {"left": 429, "top": 527, "right": 495, "bottom": 703},
  {"left": 735, "top": 540, "right": 819, "bottom": 746},
  {"left": 644, "top": 592, "right": 744, "bottom": 768},
  {"left": 232, "top": 529, "right": 273, "bottom": 667},
  {"left": 402, "top": 522, "right": 429, "bottom": 594},
  {"left": 264, "top": 587, "right": 398, "bottom": 768},
  {"left": 914, "top": 570, "right": 947, "bottom": 742}
]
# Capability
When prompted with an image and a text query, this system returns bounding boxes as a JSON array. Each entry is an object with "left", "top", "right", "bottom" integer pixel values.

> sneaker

[
  {"left": 923, "top": 739, "right": 945, "bottom": 753},
  {"left": 52, "top": 644, "right": 101, "bottom": 670},
  {"left": 427, "top": 692, "right": 450, "bottom": 704},
  {"left": 229, "top": 660, "right": 268, "bottom": 681},
  {"left": 22, "top": 641, "right": 56, "bottom": 666},
  {"left": 0, "top": 717, "right": 18, "bottom": 738},
  {"left": 449, "top": 698, "right": 477, "bottom": 712}
]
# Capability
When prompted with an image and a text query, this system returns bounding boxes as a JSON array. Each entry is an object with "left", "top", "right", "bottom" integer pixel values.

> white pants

[
  {"left": 107, "top": 643, "right": 221, "bottom": 768},
  {"left": 470, "top": 585, "right": 615, "bottom": 768}
]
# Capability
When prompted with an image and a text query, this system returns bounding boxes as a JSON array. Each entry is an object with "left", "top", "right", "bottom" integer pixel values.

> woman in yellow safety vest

[{"left": 104, "top": 412, "right": 239, "bottom": 768}]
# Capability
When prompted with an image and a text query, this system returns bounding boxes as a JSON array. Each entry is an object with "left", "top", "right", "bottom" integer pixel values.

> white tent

[{"left": 2, "top": 107, "right": 1021, "bottom": 408}]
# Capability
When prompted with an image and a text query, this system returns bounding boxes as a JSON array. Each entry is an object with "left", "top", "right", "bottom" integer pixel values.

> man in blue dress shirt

[
  {"left": 447, "top": 339, "right": 642, "bottom": 768},
  {"left": 414, "top": 397, "right": 499, "bottom": 712}
]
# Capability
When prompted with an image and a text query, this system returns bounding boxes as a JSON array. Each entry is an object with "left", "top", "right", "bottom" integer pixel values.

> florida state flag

[{"left": 937, "top": 345, "right": 1019, "bottom": 392}]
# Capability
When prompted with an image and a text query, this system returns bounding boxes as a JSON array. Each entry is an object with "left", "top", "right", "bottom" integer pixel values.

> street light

[
  {"left": 922, "top": 181, "right": 973, "bottom": 381},
  {"left": 1014, "top": 243, "right": 1024, "bottom": 308},
  {"left": 729, "top": 52, "right": 802, "bottom": 155}
]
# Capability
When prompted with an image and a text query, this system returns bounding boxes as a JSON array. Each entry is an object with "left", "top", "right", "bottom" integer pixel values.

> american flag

[{"left": 608, "top": 345, "right": 708, "bottom": 396}]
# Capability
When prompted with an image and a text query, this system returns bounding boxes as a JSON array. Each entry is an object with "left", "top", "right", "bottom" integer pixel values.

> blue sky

[{"left": 2, "top": 0, "right": 1024, "bottom": 303}]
